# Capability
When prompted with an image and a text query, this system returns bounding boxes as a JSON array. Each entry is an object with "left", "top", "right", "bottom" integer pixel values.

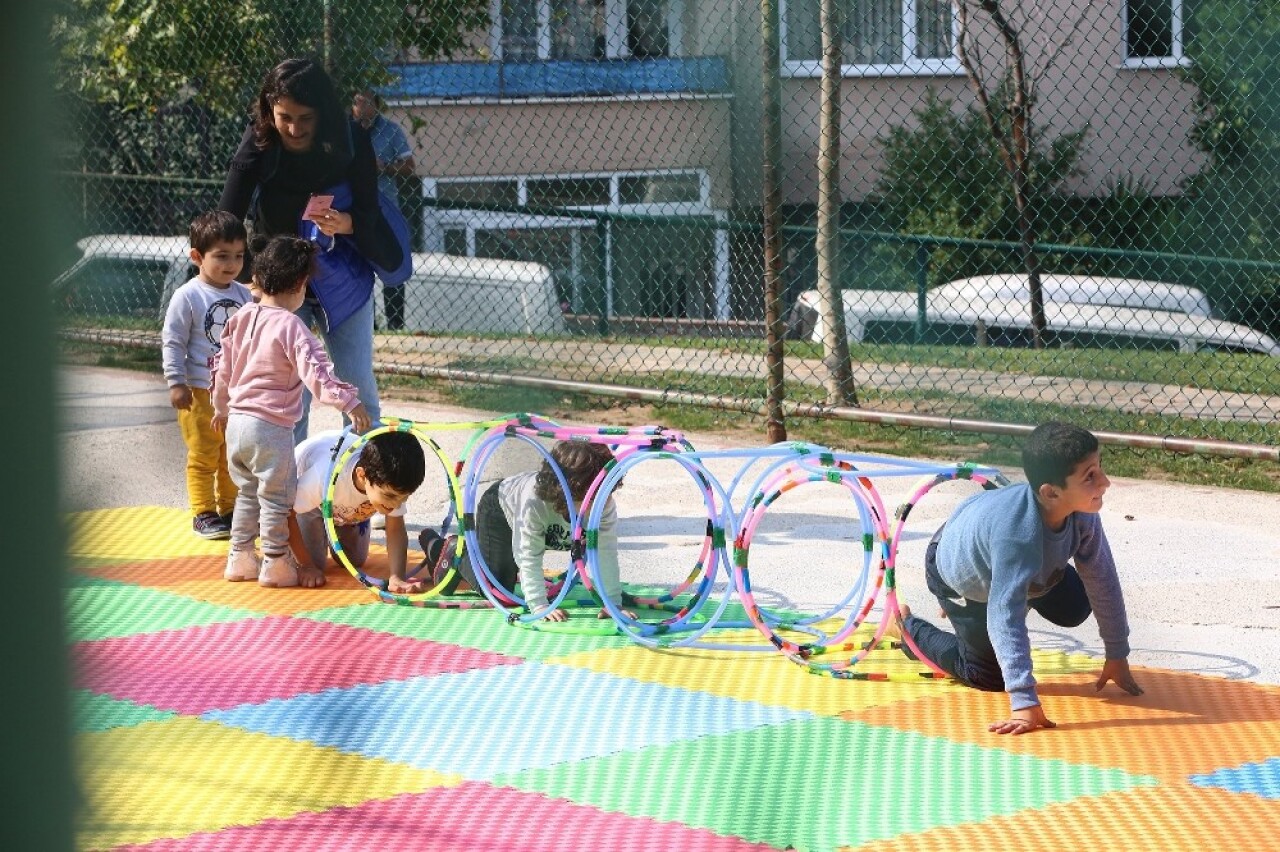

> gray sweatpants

[{"left": 226, "top": 413, "right": 296, "bottom": 557}]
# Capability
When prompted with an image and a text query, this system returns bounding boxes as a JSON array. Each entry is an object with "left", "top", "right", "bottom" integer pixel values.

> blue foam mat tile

[
  {"left": 204, "top": 660, "right": 811, "bottom": 780},
  {"left": 1191, "top": 757, "right": 1280, "bottom": 800}
]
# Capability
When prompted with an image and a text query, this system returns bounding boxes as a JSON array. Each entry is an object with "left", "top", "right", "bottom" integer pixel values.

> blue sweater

[{"left": 935, "top": 483, "right": 1131, "bottom": 710}]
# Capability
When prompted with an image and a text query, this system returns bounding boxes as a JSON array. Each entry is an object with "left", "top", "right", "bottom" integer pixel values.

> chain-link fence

[{"left": 51, "top": 1, "right": 1280, "bottom": 451}]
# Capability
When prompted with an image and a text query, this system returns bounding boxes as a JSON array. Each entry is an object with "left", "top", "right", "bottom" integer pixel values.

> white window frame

[
  {"left": 489, "top": 0, "right": 684, "bottom": 62},
  {"left": 423, "top": 169, "right": 730, "bottom": 319},
  {"left": 1121, "top": 0, "right": 1187, "bottom": 69},
  {"left": 780, "top": 0, "right": 964, "bottom": 78}
]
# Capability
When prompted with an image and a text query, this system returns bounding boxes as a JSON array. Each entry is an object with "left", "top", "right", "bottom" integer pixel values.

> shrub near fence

[{"left": 50, "top": 1, "right": 1280, "bottom": 452}]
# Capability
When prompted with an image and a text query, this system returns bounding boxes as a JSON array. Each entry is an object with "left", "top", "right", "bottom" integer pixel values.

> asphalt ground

[{"left": 61, "top": 364, "right": 1280, "bottom": 685}]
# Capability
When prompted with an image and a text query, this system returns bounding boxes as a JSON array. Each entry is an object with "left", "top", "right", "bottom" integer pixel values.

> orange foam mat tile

[
  {"left": 552, "top": 644, "right": 968, "bottom": 715},
  {"left": 81, "top": 554, "right": 231, "bottom": 587},
  {"left": 838, "top": 784, "right": 1280, "bottom": 852},
  {"left": 76, "top": 716, "right": 461, "bottom": 851},
  {"left": 847, "top": 667, "right": 1280, "bottom": 781},
  {"left": 80, "top": 552, "right": 416, "bottom": 614},
  {"left": 163, "top": 580, "right": 380, "bottom": 615}
]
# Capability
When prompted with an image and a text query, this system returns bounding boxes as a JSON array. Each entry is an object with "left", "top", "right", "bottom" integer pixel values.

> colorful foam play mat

[{"left": 69, "top": 507, "right": 1280, "bottom": 851}]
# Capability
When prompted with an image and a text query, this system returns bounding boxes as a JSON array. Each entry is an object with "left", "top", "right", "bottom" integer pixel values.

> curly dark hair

[
  {"left": 250, "top": 236, "right": 315, "bottom": 295},
  {"left": 357, "top": 431, "right": 426, "bottom": 495},
  {"left": 189, "top": 210, "right": 247, "bottom": 254},
  {"left": 251, "top": 58, "right": 348, "bottom": 158},
  {"left": 534, "top": 440, "right": 618, "bottom": 518},
  {"left": 1022, "top": 421, "right": 1099, "bottom": 492}
]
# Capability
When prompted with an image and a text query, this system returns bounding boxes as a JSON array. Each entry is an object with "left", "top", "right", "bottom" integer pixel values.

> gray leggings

[
  {"left": 296, "top": 508, "right": 371, "bottom": 569},
  {"left": 226, "top": 413, "right": 296, "bottom": 556}
]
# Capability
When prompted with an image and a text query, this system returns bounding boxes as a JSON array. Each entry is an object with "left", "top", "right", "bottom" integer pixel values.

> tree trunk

[
  {"left": 1008, "top": 77, "right": 1045, "bottom": 348},
  {"left": 760, "top": 0, "right": 788, "bottom": 440},
  {"left": 817, "top": 0, "right": 858, "bottom": 404}
]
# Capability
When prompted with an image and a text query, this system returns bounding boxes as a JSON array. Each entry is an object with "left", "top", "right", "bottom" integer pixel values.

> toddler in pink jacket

[{"left": 212, "top": 236, "right": 371, "bottom": 588}]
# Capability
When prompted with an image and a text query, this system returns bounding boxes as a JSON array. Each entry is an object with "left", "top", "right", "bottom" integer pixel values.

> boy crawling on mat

[
  {"left": 289, "top": 430, "right": 425, "bottom": 591},
  {"left": 893, "top": 421, "right": 1144, "bottom": 734}
]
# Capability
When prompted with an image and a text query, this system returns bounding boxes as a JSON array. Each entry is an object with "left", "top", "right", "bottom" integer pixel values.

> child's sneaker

[
  {"left": 259, "top": 551, "right": 300, "bottom": 588},
  {"left": 219, "top": 510, "right": 234, "bottom": 530},
  {"left": 431, "top": 535, "right": 462, "bottom": 594},
  {"left": 224, "top": 547, "right": 260, "bottom": 582},
  {"left": 193, "top": 511, "right": 231, "bottom": 540}
]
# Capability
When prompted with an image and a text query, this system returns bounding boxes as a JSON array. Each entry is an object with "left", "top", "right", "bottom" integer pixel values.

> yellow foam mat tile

[
  {"left": 551, "top": 643, "right": 968, "bottom": 714},
  {"left": 76, "top": 716, "right": 460, "bottom": 851},
  {"left": 69, "top": 507, "right": 233, "bottom": 561},
  {"left": 839, "top": 784, "right": 1280, "bottom": 852},
  {"left": 846, "top": 668, "right": 1280, "bottom": 781},
  {"left": 551, "top": 626, "right": 1092, "bottom": 715}
]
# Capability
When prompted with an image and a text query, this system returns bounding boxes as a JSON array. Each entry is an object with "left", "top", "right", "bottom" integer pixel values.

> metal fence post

[
  {"left": 914, "top": 241, "right": 930, "bottom": 344},
  {"left": 596, "top": 216, "right": 610, "bottom": 337}
]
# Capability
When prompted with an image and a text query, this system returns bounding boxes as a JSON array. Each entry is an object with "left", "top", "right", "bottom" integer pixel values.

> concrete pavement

[{"left": 61, "top": 364, "right": 1280, "bottom": 684}]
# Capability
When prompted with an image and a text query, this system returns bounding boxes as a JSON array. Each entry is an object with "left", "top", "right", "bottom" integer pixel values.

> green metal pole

[{"left": 914, "top": 242, "right": 929, "bottom": 344}]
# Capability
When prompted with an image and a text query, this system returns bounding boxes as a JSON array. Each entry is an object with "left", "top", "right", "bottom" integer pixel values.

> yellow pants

[{"left": 177, "top": 387, "right": 237, "bottom": 516}]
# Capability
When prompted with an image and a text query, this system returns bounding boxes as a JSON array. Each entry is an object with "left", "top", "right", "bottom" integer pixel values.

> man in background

[{"left": 352, "top": 88, "right": 416, "bottom": 330}]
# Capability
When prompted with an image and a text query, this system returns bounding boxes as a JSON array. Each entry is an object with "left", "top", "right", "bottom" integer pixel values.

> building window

[
  {"left": 1124, "top": 0, "right": 1186, "bottom": 67},
  {"left": 425, "top": 170, "right": 729, "bottom": 319},
  {"left": 781, "top": 0, "right": 960, "bottom": 76},
  {"left": 493, "top": 0, "right": 682, "bottom": 61}
]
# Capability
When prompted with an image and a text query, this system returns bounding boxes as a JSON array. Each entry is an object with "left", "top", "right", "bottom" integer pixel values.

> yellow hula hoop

[{"left": 322, "top": 416, "right": 502, "bottom": 607}]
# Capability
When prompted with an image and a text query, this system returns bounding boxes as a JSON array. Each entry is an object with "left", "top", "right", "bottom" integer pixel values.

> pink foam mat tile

[
  {"left": 112, "top": 784, "right": 781, "bottom": 852},
  {"left": 74, "top": 615, "right": 521, "bottom": 714}
]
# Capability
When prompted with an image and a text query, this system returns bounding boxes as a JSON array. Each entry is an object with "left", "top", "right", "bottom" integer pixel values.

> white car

[
  {"left": 53, "top": 235, "right": 192, "bottom": 319},
  {"left": 53, "top": 233, "right": 566, "bottom": 335},
  {"left": 791, "top": 274, "right": 1280, "bottom": 356}
]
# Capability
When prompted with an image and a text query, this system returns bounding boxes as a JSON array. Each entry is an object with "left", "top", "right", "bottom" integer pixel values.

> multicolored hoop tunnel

[
  {"left": 581, "top": 443, "right": 1004, "bottom": 678},
  {"left": 324, "top": 413, "right": 1005, "bottom": 679},
  {"left": 458, "top": 420, "right": 694, "bottom": 625},
  {"left": 320, "top": 414, "right": 558, "bottom": 608}
]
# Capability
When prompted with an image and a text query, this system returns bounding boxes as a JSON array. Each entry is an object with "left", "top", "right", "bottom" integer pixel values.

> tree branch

[{"left": 956, "top": 2, "right": 1014, "bottom": 174}]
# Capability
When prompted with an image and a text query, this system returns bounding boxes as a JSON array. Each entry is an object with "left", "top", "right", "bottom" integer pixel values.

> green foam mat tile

[
  {"left": 66, "top": 583, "right": 261, "bottom": 642},
  {"left": 495, "top": 716, "right": 1158, "bottom": 852},
  {"left": 73, "top": 688, "right": 176, "bottom": 733},
  {"left": 302, "top": 603, "right": 635, "bottom": 660}
]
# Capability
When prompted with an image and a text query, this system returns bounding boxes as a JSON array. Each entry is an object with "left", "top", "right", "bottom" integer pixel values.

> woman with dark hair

[{"left": 219, "top": 57, "right": 403, "bottom": 441}]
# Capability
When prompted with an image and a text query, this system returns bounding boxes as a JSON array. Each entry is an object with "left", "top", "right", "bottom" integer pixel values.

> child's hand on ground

[
  {"left": 387, "top": 575, "right": 424, "bottom": 595},
  {"left": 598, "top": 607, "right": 637, "bottom": 620},
  {"left": 169, "top": 384, "right": 193, "bottom": 410},
  {"left": 210, "top": 414, "right": 227, "bottom": 433},
  {"left": 542, "top": 607, "right": 570, "bottom": 622},
  {"left": 1096, "top": 658, "right": 1144, "bottom": 696},
  {"left": 347, "top": 403, "right": 371, "bottom": 434},
  {"left": 989, "top": 704, "right": 1057, "bottom": 735}
]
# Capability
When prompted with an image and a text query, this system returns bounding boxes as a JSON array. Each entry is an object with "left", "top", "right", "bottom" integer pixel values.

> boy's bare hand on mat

[
  {"left": 1096, "top": 658, "right": 1144, "bottom": 696},
  {"left": 989, "top": 704, "right": 1056, "bottom": 735}
]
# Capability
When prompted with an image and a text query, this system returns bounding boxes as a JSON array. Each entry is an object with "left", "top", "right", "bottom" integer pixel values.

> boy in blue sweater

[{"left": 899, "top": 421, "right": 1144, "bottom": 734}]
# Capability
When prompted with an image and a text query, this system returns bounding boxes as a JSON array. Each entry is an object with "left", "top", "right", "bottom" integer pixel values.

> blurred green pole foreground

[{"left": 0, "top": 1, "right": 75, "bottom": 850}]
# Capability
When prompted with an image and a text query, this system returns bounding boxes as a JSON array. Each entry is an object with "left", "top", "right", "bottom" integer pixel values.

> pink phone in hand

[{"left": 302, "top": 194, "right": 335, "bottom": 221}]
